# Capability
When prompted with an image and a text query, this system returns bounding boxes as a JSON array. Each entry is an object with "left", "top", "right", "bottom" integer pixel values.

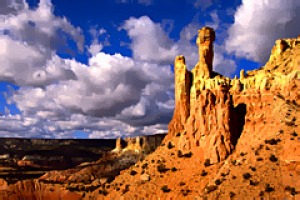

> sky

[{"left": 0, "top": 0, "right": 299, "bottom": 139}]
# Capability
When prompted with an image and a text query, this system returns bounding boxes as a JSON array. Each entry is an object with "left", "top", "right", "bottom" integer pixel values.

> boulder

[{"left": 140, "top": 174, "right": 150, "bottom": 181}]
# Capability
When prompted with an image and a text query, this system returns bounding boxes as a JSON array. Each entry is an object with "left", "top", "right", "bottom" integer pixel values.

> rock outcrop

[
  {"left": 168, "top": 26, "right": 300, "bottom": 164},
  {"left": 168, "top": 55, "right": 192, "bottom": 137},
  {"left": 0, "top": 179, "right": 82, "bottom": 200},
  {"left": 113, "top": 134, "right": 166, "bottom": 153}
]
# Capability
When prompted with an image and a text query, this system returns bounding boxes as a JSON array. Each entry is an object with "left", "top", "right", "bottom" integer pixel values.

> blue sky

[{"left": 0, "top": 0, "right": 299, "bottom": 138}]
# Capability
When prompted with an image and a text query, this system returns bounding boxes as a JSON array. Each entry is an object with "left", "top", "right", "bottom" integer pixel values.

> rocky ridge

[
  {"left": 168, "top": 26, "right": 300, "bottom": 164},
  {"left": 0, "top": 134, "right": 166, "bottom": 199}
]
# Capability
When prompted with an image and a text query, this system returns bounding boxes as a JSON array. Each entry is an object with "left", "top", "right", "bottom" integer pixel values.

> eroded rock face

[
  {"left": 168, "top": 26, "right": 300, "bottom": 164},
  {"left": 194, "top": 26, "right": 215, "bottom": 79},
  {"left": 0, "top": 179, "right": 82, "bottom": 200},
  {"left": 168, "top": 55, "right": 192, "bottom": 136}
]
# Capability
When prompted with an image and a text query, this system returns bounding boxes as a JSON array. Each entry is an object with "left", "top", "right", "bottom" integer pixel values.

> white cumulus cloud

[
  {"left": 226, "top": 0, "right": 300, "bottom": 63},
  {"left": 0, "top": 3, "right": 239, "bottom": 138},
  {"left": 5, "top": 49, "right": 174, "bottom": 138},
  {"left": 122, "top": 16, "right": 179, "bottom": 65},
  {"left": 0, "top": 0, "right": 84, "bottom": 86}
]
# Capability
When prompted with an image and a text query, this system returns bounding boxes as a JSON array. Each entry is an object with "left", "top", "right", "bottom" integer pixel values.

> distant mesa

[{"left": 113, "top": 134, "right": 166, "bottom": 153}]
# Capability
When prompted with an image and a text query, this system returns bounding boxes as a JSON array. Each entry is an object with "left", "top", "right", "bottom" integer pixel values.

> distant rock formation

[
  {"left": 168, "top": 26, "right": 300, "bottom": 164},
  {"left": 1, "top": 179, "right": 82, "bottom": 200},
  {"left": 113, "top": 134, "right": 166, "bottom": 153}
]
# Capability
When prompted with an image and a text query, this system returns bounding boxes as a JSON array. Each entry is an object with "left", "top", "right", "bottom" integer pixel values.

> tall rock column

[
  {"left": 177, "top": 27, "right": 234, "bottom": 164},
  {"left": 168, "top": 55, "right": 192, "bottom": 136},
  {"left": 194, "top": 26, "right": 215, "bottom": 79}
]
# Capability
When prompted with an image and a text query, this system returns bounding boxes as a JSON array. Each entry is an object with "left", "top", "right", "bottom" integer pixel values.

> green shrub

[
  {"left": 181, "top": 189, "right": 191, "bottom": 196},
  {"left": 122, "top": 184, "right": 130, "bottom": 194},
  {"left": 183, "top": 152, "right": 192, "bottom": 158},
  {"left": 177, "top": 150, "right": 183, "bottom": 158},
  {"left": 171, "top": 167, "right": 177, "bottom": 172},
  {"left": 130, "top": 170, "right": 138, "bottom": 176},
  {"left": 161, "top": 185, "right": 171, "bottom": 193},
  {"left": 99, "top": 189, "right": 108, "bottom": 196},
  {"left": 214, "top": 179, "right": 222, "bottom": 185},
  {"left": 243, "top": 172, "right": 251, "bottom": 180},
  {"left": 264, "top": 184, "right": 274, "bottom": 192},
  {"left": 204, "top": 159, "right": 211, "bottom": 166},
  {"left": 291, "top": 132, "right": 298, "bottom": 137},
  {"left": 167, "top": 141, "right": 174, "bottom": 149},
  {"left": 157, "top": 163, "right": 169, "bottom": 173},
  {"left": 240, "top": 152, "right": 246, "bottom": 156},
  {"left": 249, "top": 180, "right": 259, "bottom": 186},
  {"left": 142, "top": 163, "right": 148, "bottom": 169},
  {"left": 279, "top": 130, "right": 284, "bottom": 134},
  {"left": 259, "top": 191, "right": 264, "bottom": 196},
  {"left": 256, "top": 157, "right": 263, "bottom": 161},
  {"left": 229, "top": 191, "right": 235, "bottom": 198},
  {"left": 201, "top": 170, "right": 208, "bottom": 176},
  {"left": 284, "top": 186, "right": 297, "bottom": 196},
  {"left": 249, "top": 166, "right": 256, "bottom": 171},
  {"left": 269, "top": 154, "right": 278, "bottom": 162},
  {"left": 265, "top": 138, "right": 280, "bottom": 145},
  {"left": 285, "top": 120, "right": 295, "bottom": 126},
  {"left": 179, "top": 181, "right": 185, "bottom": 186},
  {"left": 205, "top": 185, "right": 217, "bottom": 193}
]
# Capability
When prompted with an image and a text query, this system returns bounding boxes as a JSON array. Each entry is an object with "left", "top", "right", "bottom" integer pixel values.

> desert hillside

[{"left": 0, "top": 27, "right": 299, "bottom": 200}]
